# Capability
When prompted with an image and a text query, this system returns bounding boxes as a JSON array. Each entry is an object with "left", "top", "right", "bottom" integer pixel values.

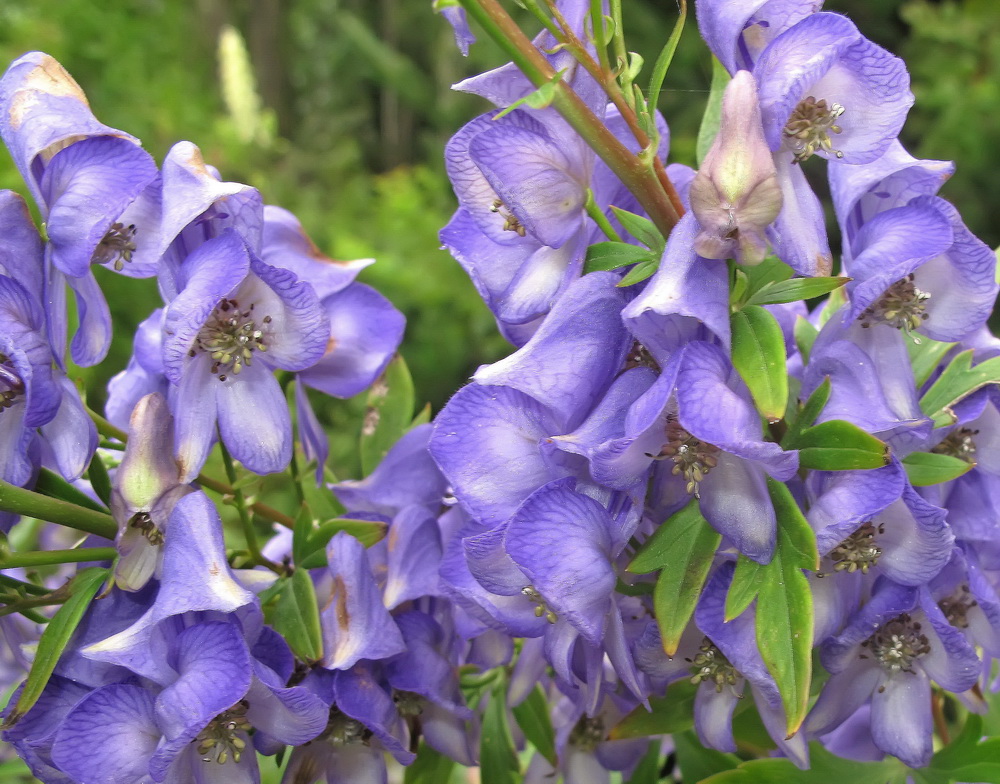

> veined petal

[
  {"left": 504, "top": 483, "right": 615, "bottom": 643},
  {"left": 296, "top": 283, "right": 405, "bottom": 398},
  {"left": 40, "top": 135, "right": 159, "bottom": 278},
  {"left": 50, "top": 684, "right": 160, "bottom": 784},
  {"left": 473, "top": 271, "right": 630, "bottom": 430},
  {"left": 216, "top": 366, "right": 291, "bottom": 476},
  {"left": 322, "top": 532, "right": 406, "bottom": 669},
  {"left": 622, "top": 214, "right": 731, "bottom": 366},
  {"left": 430, "top": 384, "right": 567, "bottom": 526},
  {"left": 870, "top": 670, "right": 931, "bottom": 767}
]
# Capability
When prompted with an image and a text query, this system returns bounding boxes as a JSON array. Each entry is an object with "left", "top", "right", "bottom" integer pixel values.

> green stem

[
  {"left": 0, "top": 480, "right": 117, "bottom": 540},
  {"left": 645, "top": 0, "right": 686, "bottom": 115},
  {"left": 458, "top": 0, "right": 680, "bottom": 237},
  {"left": 219, "top": 442, "right": 282, "bottom": 574},
  {"left": 87, "top": 407, "right": 127, "bottom": 442},
  {"left": 0, "top": 573, "right": 48, "bottom": 596},
  {"left": 608, "top": 0, "right": 628, "bottom": 85},
  {"left": 520, "top": 0, "right": 561, "bottom": 37},
  {"left": 589, "top": 0, "right": 610, "bottom": 72},
  {"left": 0, "top": 594, "right": 69, "bottom": 618},
  {"left": 0, "top": 548, "right": 116, "bottom": 569},
  {"left": 584, "top": 190, "right": 622, "bottom": 241}
]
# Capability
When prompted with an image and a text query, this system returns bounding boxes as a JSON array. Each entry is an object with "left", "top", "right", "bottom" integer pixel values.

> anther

[
  {"left": 858, "top": 274, "right": 931, "bottom": 336},
  {"left": 490, "top": 198, "right": 527, "bottom": 237},
  {"left": 783, "top": 96, "right": 845, "bottom": 163},
  {"left": 92, "top": 223, "right": 138, "bottom": 271}
]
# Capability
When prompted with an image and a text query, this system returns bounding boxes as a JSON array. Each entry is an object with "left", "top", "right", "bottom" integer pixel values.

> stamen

[
  {"left": 783, "top": 96, "right": 845, "bottom": 163},
  {"left": 858, "top": 274, "right": 931, "bottom": 336},
  {"left": 939, "top": 584, "right": 977, "bottom": 629},
  {"left": 828, "top": 521, "right": 883, "bottom": 575},
  {"left": 624, "top": 340, "right": 660, "bottom": 371},
  {"left": 861, "top": 614, "right": 930, "bottom": 674},
  {"left": 393, "top": 690, "right": 424, "bottom": 717},
  {"left": 521, "top": 585, "right": 558, "bottom": 624},
  {"left": 687, "top": 637, "right": 741, "bottom": 694},
  {"left": 325, "top": 707, "right": 371, "bottom": 745},
  {"left": 196, "top": 701, "right": 252, "bottom": 765},
  {"left": 195, "top": 298, "right": 272, "bottom": 381},
  {"left": 128, "top": 511, "right": 164, "bottom": 545},
  {"left": 0, "top": 354, "right": 25, "bottom": 413},
  {"left": 649, "top": 416, "right": 720, "bottom": 497},
  {"left": 931, "top": 428, "right": 978, "bottom": 464},
  {"left": 569, "top": 716, "right": 605, "bottom": 752},
  {"left": 92, "top": 222, "right": 138, "bottom": 271},
  {"left": 490, "top": 198, "right": 527, "bottom": 237}
]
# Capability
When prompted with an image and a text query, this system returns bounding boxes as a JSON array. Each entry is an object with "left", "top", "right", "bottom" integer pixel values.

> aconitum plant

[{"left": 2, "top": 1, "right": 1000, "bottom": 782}]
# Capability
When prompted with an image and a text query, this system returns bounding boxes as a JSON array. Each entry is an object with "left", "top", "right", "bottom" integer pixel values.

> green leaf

[
  {"left": 291, "top": 504, "right": 314, "bottom": 567},
  {"left": 754, "top": 479, "right": 817, "bottom": 735},
  {"left": 742, "top": 257, "right": 794, "bottom": 295},
  {"left": 792, "top": 420, "right": 890, "bottom": 471},
  {"left": 731, "top": 305, "right": 789, "bottom": 421},
  {"left": 493, "top": 69, "right": 567, "bottom": 119},
  {"left": 86, "top": 455, "right": 113, "bottom": 507},
  {"left": 904, "top": 332, "right": 956, "bottom": 388},
  {"left": 701, "top": 743, "right": 907, "bottom": 783},
  {"left": 298, "top": 518, "right": 388, "bottom": 568},
  {"left": 480, "top": 684, "right": 520, "bottom": 784},
  {"left": 617, "top": 258, "right": 660, "bottom": 287},
  {"left": 920, "top": 350, "right": 1000, "bottom": 427},
  {"left": 793, "top": 316, "right": 818, "bottom": 364},
  {"left": 271, "top": 569, "right": 323, "bottom": 662},
  {"left": 404, "top": 742, "right": 456, "bottom": 784},
  {"left": 511, "top": 685, "right": 557, "bottom": 766},
  {"left": 610, "top": 207, "right": 665, "bottom": 252},
  {"left": 730, "top": 268, "right": 749, "bottom": 307},
  {"left": 725, "top": 554, "right": 765, "bottom": 621},
  {"left": 4, "top": 567, "right": 107, "bottom": 727},
  {"left": 628, "top": 499, "right": 720, "bottom": 654},
  {"left": 34, "top": 468, "right": 108, "bottom": 513},
  {"left": 611, "top": 680, "right": 697, "bottom": 739},
  {"left": 584, "top": 241, "right": 658, "bottom": 274},
  {"left": 673, "top": 730, "right": 739, "bottom": 782},
  {"left": 409, "top": 402, "right": 432, "bottom": 430},
  {"left": 926, "top": 713, "right": 1000, "bottom": 783},
  {"left": 902, "top": 452, "right": 975, "bottom": 486},
  {"left": 782, "top": 378, "right": 831, "bottom": 449},
  {"left": 695, "top": 56, "right": 731, "bottom": 165},
  {"left": 360, "top": 354, "right": 415, "bottom": 475},
  {"left": 745, "top": 276, "right": 850, "bottom": 307},
  {"left": 626, "top": 742, "right": 661, "bottom": 784}
]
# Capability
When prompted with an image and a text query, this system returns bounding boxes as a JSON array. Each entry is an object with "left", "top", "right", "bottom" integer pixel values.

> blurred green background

[{"left": 0, "top": 0, "right": 999, "bottom": 779}]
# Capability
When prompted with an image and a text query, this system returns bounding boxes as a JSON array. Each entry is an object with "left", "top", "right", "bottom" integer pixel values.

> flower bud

[{"left": 690, "top": 70, "right": 782, "bottom": 265}]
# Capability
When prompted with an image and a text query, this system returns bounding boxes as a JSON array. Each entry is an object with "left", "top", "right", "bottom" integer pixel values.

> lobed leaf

[
  {"left": 584, "top": 241, "right": 658, "bottom": 274},
  {"left": 919, "top": 350, "right": 1000, "bottom": 428}
]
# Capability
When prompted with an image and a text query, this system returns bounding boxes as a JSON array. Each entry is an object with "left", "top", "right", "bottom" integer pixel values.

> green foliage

[
  {"left": 511, "top": 686, "right": 557, "bottom": 767},
  {"left": 730, "top": 305, "right": 788, "bottom": 422},
  {"left": 902, "top": 451, "right": 975, "bottom": 486},
  {"left": 271, "top": 569, "right": 323, "bottom": 662},
  {"left": 360, "top": 354, "right": 416, "bottom": 476},
  {"left": 628, "top": 498, "right": 721, "bottom": 655},
  {"left": 920, "top": 350, "right": 1000, "bottom": 427}
]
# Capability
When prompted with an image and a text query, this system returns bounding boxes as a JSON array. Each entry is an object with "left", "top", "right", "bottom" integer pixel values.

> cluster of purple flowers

[
  {"left": 431, "top": 0, "right": 1000, "bottom": 775},
  {"left": 3, "top": 0, "right": 1000, "bottom": 780}
]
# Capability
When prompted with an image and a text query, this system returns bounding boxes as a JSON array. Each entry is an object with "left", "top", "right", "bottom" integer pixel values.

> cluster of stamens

[
  {"left": 128, "top": 511, "right": 164, "bottom": 545},
  {"left": 650, "top": 417, "right": 720, "bottom": 496},
  {"left": 196, "top": 701, "right": 252, "bottom": 764},
  {"left": 939, "top": 584, "right": 978, "bottom": 629},
  {"left": 393, "top": 690, "right": 424, "bottom": 718},
  {"left": 522, "top": 586, "right": 557, "bottom": 623},
  {"left": 827, "top": 521, "right": 883, "bottom": 575},
  {"left": 932, "top": 428, "right": 978, "bottom": 464},
  {"left": 325, "top": 707, "right": 371, "bottom": 745},
  {"left": 859, "top": 274, "right": 931, "bottom": 336},
  {"left": 687, "top": 638, "right": 741, "bottom": 693},
  {"left": 624, "top": 340, "right": 660, "bottom": 371},
  {"left": 0, "top": 354, "right": 25, "bottom": 413},
  {"left": 783, "top": 96, "right": 845, "bottom": 163},
  {"left": 859, "top": 614, "right": 930, "bottom": 675},
  {"left": 193, "top": 298, "right": 271, "bottom": 381},
  {"left": 490, "top": 198, "right": 526, "bottom": 236},
  {"left": 569, "top": 716, "right": 605, "bottom": 751},
  {"left": 92, "top": 222, "right": 137, "bottom": 271}
]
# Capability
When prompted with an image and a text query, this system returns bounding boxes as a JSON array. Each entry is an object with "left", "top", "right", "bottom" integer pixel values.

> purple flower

[
  {"left": 161, "top": 230, "right": 325, "bottom": 480},
  {"left": 808, "top": 580, "right": 980, "bottom": 767}
]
